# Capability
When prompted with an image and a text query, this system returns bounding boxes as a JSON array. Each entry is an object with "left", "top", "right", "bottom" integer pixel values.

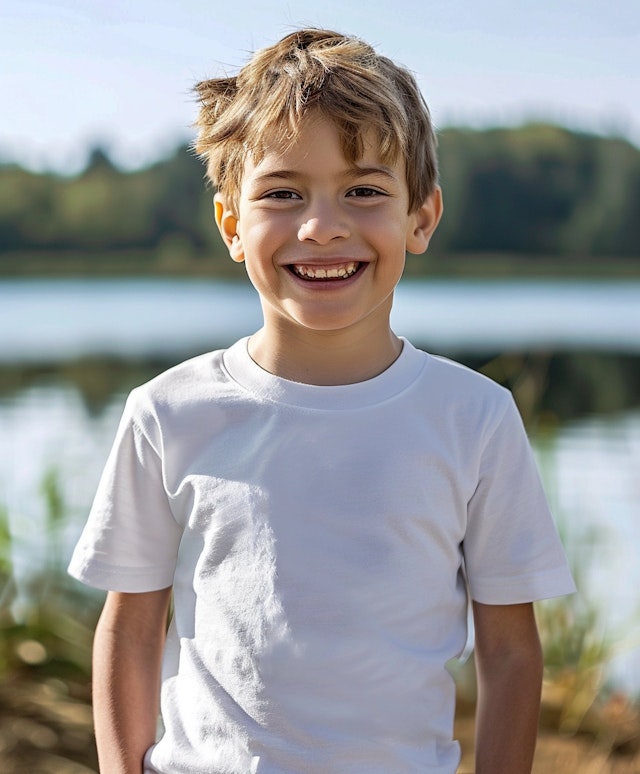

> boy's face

[{"left": 215, "top": 113, "right": 441, "bottom": 344}]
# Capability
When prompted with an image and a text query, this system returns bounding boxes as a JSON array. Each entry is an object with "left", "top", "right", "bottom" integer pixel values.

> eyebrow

[
  {"left": 346, "top": 166, "right": 399, "bottom": 181},
  {"left": 252, "top": 165, "right": 400, "bottom": 185}
]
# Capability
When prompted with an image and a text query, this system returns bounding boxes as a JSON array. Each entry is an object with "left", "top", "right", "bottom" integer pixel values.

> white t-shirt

[{"left": 69, "top": 338, "right": 575, "bottom": 773}]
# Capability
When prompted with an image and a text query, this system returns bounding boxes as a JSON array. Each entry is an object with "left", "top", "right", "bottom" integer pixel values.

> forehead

[{"left": 243, "top": 112, "right": 397, "bottom": 178}]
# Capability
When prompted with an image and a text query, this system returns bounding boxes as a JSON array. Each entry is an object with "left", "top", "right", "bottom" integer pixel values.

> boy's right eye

[{"left": 263, "top": 190, "right": 302, "bottom": 200}]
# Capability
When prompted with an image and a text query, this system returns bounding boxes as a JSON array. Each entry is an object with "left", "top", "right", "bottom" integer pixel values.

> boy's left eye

[{"left": 346, "top": 187, "right": 384, "bottom": 198}]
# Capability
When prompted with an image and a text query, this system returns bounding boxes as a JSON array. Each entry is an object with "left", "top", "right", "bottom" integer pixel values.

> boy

[{"left": 69, "top": 29, "right": 575, "bottom": 774}]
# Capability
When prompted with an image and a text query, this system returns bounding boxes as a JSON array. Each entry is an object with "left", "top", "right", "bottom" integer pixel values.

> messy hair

[{"left": 193, "top": 29, "right": 438, "bottom": 212}]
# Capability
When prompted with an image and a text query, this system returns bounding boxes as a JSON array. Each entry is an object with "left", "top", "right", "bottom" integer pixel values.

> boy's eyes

[{"left": 262, "top": 187, "right": 384, "bottom": 200}]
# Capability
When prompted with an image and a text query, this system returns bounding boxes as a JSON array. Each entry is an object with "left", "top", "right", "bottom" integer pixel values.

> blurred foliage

[
  {"left": 536, "top": 520, "right": 615, "bottom": 735},
  {"left": 1, "top": 123, "right": 639, "bottom": 277},
  {"left": 0, "top": 469, "right": 101, "bottom": 771},
  {"left": 0, "top": 350, "right": 639, "bottom": 424},
  {"left": 465, "top": 351, "right": 640, "bottom": 426},
  {"left": 435, "top": 125, "right": 640, "bottom": 259},
  {"left": 0, "top": 469, "right": 100, "bottom": 681},
  {"left": 0, "top": 144, "right": 230, "bottom": 277}
]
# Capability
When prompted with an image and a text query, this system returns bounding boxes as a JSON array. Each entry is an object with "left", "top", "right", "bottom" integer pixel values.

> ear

[
  {"left": 406, "top": 186, "right": 443, "bottom": 255},
  {"left": 214, "top": 192, "right": 244, "bottom": 263}
]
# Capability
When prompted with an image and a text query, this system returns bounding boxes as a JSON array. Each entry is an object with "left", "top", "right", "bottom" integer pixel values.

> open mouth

[{"left": 289, "top": 261, "right": 361, "bottom": 281}]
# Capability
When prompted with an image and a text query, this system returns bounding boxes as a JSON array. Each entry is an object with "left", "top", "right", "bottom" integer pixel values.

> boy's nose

[{"left": 297, "top": 204, "right": 350, "bottom": 244}]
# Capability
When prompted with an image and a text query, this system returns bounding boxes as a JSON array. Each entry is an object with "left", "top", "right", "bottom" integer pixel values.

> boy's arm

[
  {"left": 93, "top": 587, "right": 172, "bottom": 774},
  {"left": 472, "top": 601, "right": 543, "bottom": 774}
]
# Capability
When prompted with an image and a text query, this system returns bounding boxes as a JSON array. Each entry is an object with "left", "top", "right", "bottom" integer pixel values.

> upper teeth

[{"left": 293, "top": 262, "right": 359, "bottom": 280}]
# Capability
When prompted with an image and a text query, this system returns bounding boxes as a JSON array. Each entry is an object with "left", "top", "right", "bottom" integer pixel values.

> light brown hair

[{"left": 193, "top": 28, "right": 438, "bottom": 212}]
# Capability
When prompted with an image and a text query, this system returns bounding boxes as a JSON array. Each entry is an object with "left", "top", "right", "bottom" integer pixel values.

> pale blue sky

[{"left": 2, "top": 0, "right": 638, "bottom": 172}]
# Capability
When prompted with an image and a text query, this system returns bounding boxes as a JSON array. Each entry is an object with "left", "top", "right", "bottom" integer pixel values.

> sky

[{"left": 1, "top": 0, "right": 639, "bottom": 173}]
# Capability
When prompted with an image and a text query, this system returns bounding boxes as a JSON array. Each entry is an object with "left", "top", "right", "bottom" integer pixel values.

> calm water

[
  {"left": 1, "top": 277, "right": 639, "bottom": 693},
  {"left": 2, "top": 277, "right": 640, "bottom": 362}
]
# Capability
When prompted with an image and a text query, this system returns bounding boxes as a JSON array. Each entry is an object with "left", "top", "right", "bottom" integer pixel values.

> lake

[
  {"left": 1, "top": 277, "right": 639, "bottom": 695},
  {"left": 2, "top": 277, "right": 640, "bottom": 362}
]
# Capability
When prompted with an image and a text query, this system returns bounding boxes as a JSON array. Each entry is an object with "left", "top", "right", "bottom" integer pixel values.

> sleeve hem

[
  {"left": 469, "top": 565, "right": 576, "bottom": 605},
  {"left": 67, "top": 554, "right": 175, "bottom": 593}
]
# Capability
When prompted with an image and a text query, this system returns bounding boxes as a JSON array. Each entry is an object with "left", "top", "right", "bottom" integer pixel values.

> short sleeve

[
  {"left": 68, "top": 390, "right": 183, "bottom": 592},
  {"left": 463, "top": 396, "right": 576, "bottom": 605}
]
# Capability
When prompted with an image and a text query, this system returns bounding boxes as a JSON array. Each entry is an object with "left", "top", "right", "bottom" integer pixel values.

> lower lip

[{"left": 287, "top": 263, "right": 367, "bottom": 288}]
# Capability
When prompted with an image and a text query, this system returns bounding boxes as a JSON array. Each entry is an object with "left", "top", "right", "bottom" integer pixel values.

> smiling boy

[
  {"left": 216, "top": 111, "right": 439, "bottom": 385},
  {"left": 69, "top": 29, "right": 575, "bottom": 774}
]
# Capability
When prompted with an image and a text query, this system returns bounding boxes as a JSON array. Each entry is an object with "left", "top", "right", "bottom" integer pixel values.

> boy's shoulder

[
  {"left": 421, "top": 348, "right": 511, "bottom": 404},
  {"left": 125, "top": 346, "right": 229, "bottom": 419}
]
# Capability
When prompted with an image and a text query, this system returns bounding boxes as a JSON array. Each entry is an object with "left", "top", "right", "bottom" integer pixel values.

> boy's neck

[{"left": 247, "top": 327, "right": 403, "bottom": 386}]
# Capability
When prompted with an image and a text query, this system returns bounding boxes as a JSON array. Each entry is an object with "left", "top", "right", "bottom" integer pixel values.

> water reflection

[{"left": 535, "top": 414, "right": 640, "bottom": 693}]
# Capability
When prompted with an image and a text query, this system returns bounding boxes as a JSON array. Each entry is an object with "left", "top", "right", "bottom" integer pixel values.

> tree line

[{"left": 1, "top": 123, "right": 639, "bottom": 276}]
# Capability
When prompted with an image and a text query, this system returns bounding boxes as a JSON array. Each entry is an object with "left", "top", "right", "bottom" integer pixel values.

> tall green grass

[{"left": 0, "top": 468, "right": 100, "bottom": 685}]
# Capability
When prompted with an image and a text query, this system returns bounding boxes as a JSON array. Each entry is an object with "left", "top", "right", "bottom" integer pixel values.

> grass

[{"left": 0, "top": 469, "right": 99, "bottom": 685}]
